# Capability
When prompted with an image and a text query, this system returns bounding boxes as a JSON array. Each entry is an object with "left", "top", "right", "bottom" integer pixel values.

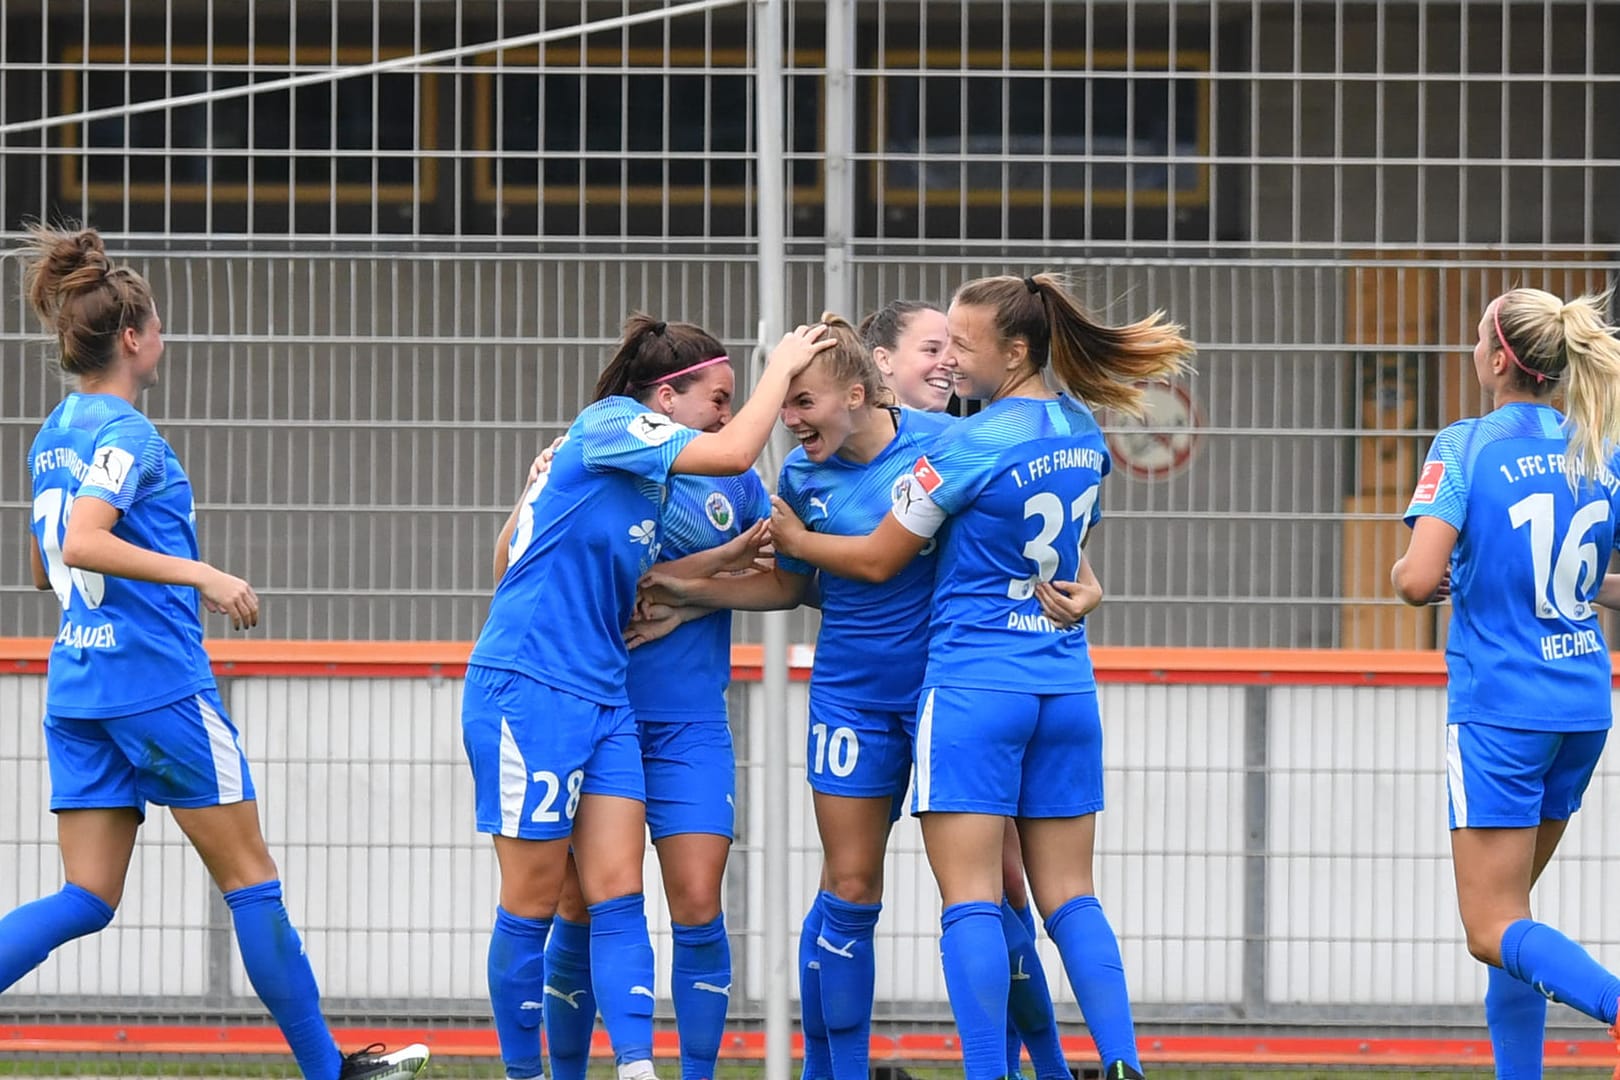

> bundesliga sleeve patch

[
  {"left": 1410, "top": 460, "right": 1445, "bottom": 505},
  {"left": 911, "top": 456, "right": 944, "bottom": 494},
  {"left": 627, "top": 412, "right": 682, "bottom": 447},
  {"left": 84, "top": 446, "right": 136, "bottom": 494}
]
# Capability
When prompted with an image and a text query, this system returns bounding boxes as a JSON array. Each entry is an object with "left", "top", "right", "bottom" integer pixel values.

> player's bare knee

[{"left": 823, "top": 863, "right": 883, "bottom": 905}]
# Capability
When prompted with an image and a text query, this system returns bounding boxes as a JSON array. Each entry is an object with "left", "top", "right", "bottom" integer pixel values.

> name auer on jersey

[
  {"left": 32, "top": 447, "right": 89, "bottom": 480},
  {"left": 56, "top": 621, "right": 117, "bottom": 649},
  {"left": 1500, "top": 452, "right": 1620, "bottom": 495},
  {"left": 1016, "top": 446, "right": 1105, "bottom": 486},
  {"left": 1540, "top": 629, "right": 1603, "bottom": 662}
]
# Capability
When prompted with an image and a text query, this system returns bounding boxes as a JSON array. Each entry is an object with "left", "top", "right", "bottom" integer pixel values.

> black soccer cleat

[
  {"left": 1103, "top": 1063, "right": 1144, "bottom": 1080},
  {"left": 337, "top": 1042, "right": 432, "bottom": 1080}
]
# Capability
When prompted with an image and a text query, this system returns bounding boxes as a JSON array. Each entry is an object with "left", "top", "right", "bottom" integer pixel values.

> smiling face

[
  {"left": 656, "top": 363, "right": 735, "bottom": 432},
  {"left": 780, "top": 361, "right": 865, "bottom": 462},
  {"left": 942, "top": 301, "right": 1019, "bottom": 401},
  {"left": 875, "top": 306, "right": 951, "bottom": 412}
]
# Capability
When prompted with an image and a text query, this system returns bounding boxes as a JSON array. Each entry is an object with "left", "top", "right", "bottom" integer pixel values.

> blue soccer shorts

[
  {"left": 46, "top": 686, "right": 255, "bottom": 819},
  {"left": 804, "top": 692, "right": 913, "bottom": 812},
  {"left": 1445, "top": 721, "right": 1608, "bottom": 830},
  {"left": 461, "top": 663, "right": 645, "bottom": 841},
  {"left": 912, "top": 685, "right": 1105, "bottom": 818},
  {"left": 639, "top": 716, "right": 736, "bottom": 841}
]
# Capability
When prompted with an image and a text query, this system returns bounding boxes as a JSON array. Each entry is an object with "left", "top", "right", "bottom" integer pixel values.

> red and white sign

[{"left": 1102, "top": 381, "right": 1202, "bottom": 482}]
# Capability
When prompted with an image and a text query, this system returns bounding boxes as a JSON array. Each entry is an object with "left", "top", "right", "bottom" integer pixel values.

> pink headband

[
  {"left": 1492, "top": 297, "right": 1553, "bottom": 385},
  {"left": 636, "top": 355, "right": 731, "bottom": 389}
]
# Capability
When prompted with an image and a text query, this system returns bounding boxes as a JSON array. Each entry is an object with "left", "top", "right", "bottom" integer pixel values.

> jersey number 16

[
  {"left": 1508, "top": 492, "right": 1607, "bottom": 622},
  {"left": 32, "top": 489, "right": 106, "bottom": 611}
]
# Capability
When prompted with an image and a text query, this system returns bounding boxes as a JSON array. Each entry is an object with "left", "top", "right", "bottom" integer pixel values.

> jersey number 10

[
  {"left": 31, "top": 489, "right": 107, "bottom": 611},
  {"left": 1507, "top": 492, "right": 1607, "bottom": 622}
]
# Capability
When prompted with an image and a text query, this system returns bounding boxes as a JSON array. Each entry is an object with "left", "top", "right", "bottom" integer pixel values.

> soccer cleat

[
  {"left": 1103, "top": 1063, "right": 1144, "bottom": 1080},
  {"left": 616, "top": 1059, "right": 660, "bottom": 1080},
  {"left": 337, "top": 1042, "right": 431, "bottom": 1080}
]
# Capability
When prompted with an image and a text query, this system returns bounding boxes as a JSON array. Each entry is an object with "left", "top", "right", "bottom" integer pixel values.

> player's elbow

[
  {"left": 60, "top": 532, "right": 98, "bottom": 570},
  {"left": 1390, "top": 559, "right": 1440, "bottom": 606}
]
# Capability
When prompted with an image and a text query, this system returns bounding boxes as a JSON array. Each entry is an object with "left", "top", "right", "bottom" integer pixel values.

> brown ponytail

[
  {"left": 953, "top": 272, "right": 1195, "bottom": 416},
  {"left": 592, "top": 312, "right": 730, "bottom": 403},
  {"left": 20, "top": 221, "right": 156, "bottom": 377}
]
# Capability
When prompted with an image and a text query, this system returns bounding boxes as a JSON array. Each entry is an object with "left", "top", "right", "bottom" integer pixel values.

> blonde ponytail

[{"left": 1494, "top": 287, "right": 1620, "bottom": 486}]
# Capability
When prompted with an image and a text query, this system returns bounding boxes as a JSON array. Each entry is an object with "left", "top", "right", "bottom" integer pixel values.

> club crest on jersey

[
  {"left": 627, "top": 412, "right": 682, "bottom": 447},
  {"left": 86, "top": 446, "right": 135, "bottom": 494},
  {"left": 1410, "top": 460, "right": 1445, "bottom": 505},
  {"left": 704, "top": 491, "right": 735, "bottom": 531},
  {"left": 911, "top": 456, "right": 943, "bottom": 494}
]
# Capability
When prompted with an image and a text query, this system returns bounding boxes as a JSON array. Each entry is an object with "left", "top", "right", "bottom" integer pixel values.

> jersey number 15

[{"left": 32, "top": 489, "right": 106, "bottom": 611}]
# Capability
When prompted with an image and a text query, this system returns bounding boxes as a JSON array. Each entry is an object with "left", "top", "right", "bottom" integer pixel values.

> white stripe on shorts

[
  {"left": 915, "top": 689, "right": 935, "bottom": 813},
  {"left": 196, "top": 695, "right": 245, "bottom": 804},
  {"left": 1446, "top": 724, "right": 1468, "bottom": 828},
  {"left": 499, "top": 717, "right": 527, "bottom": 837}
]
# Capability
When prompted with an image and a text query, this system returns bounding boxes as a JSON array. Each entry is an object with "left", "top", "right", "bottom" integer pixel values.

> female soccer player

[
  {"left": 641, "top": 313, "right": 950, "bottom": 1080},
  {"left": 465, "top": 314, "right": 831, "bottom": 1080},
  {"left": 768, "top": 274, "right": 1193, "bottom": 1080},
  {"left": 2, "top": 223, "right": 429, "bottom": 1080},
  {"left": 503, "top": 318, "right": 771, "bottom": 1080},
  {"left": 1392, "top": 288, "right": 1620, "bottom": 1079},
  {"left": 860, "top": 299, "right": 1077, "bottom": 1080}
]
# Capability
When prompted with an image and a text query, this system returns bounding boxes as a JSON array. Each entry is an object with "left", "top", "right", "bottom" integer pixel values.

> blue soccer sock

[
  {"left": 1002, "top": 900, "right": 1068, "bottom": 1080},
  {"left": 589, "top": 894, "right": 656, "bottom": 1066},
  {"left": 1486, "top": 963, "right": 1548, "bottom": 1079},
  {"left": 0, "top": 883, "right": 114, "bottom": 993},
  {"left": 671, "top": 916, "right": 732, "bottom": 1080},
  {"left": 799, "top": 898, "right": 833, "bottom": 1080},
  {"left": 543, "top": 916, "right": 595, "bottom": 1080},
  {"left": 816, "top": 893, "right": 882, "bottom": 1080},
  {"left": 1045, "top": 896, "right": 1140, "bottom": 1074},
  {"left": 488, "top": 906, "right": 552, "bottom": 1080},
  {"left": 940, "top": 901, "right": 1012, "bottom": 1080},
  {"left": 1501, "top": 919, "right": 1620, "bottom": 1026},
  {"left": 224, "top": 881, "right": 343, "bottom": 1080}
]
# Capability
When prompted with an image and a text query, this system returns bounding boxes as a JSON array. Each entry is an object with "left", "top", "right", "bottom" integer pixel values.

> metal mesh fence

[{"left": 4, "top": 0, "right": 1620, "bottom": 1073}]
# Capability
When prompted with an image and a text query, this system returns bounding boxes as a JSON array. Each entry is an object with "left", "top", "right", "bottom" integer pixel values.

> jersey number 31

[{"left": 1007, "top": 485, "right": 1100, "bottom": 600}]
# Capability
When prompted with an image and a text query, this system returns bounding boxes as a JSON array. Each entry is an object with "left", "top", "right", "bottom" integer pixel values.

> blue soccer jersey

[
  {"left": 890, "top": 395, "right": 1110, "bottom": 694},
  {"left": 470, "top": 396, "right": 699, "bottom": 705},
  {"left": 1405, "top": 403, "right": 1620, "bottom": 732},
  {"left": 778, "top": 407, "right": 955, "bottom": 710},
  {"left": 28, "top": 393, "right": 215, "bottom": 718},
  {"left": 627, "top": 470, "right": 771, "bottom": 721}
]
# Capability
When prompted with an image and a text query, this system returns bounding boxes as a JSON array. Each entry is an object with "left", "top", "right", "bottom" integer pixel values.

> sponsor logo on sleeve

[
  {"left": 911, "top": 456, "right": 943, "bottom": 494},
  {"left": 1410, "top": 460, "right": 1445, "bottom": 505},
  {"left": 84, "top": 446, "right": 135, "bottom": 494},
  {"left": 627, "top": 412, "right": 682, "bottom": 447}
]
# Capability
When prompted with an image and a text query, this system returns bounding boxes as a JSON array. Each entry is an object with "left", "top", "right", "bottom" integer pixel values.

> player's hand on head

[
  {"left": 768, "top": 496, "right": 807, "bottom": 556},
  {"left": 1035, "top": 577, "right": 1101, "bottom": 629},
  {"left": 200, "top": 567, "right": 259, "bottom": 631},
  {"left": 765, "top": 323, "right": 836, "bottom": 381}
]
